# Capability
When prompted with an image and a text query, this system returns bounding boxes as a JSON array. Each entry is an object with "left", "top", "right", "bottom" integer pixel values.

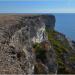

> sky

[{"left": 0, "top": 0, "right": 75, "bottom": 13}]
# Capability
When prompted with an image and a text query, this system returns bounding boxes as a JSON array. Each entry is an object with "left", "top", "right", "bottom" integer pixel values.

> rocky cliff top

[
  {"left": 0, "top": 14, "right": 56, "bottom": 74},
  {"left": 0, "top": 14, "right": 75, "bottom": 74}
]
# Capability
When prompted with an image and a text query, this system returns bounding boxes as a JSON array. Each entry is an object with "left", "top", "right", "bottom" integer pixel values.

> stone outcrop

[
  {"left": 0, "top": 14, "right": 75, "bottom": 74},
  {"left": 0, "top": 14, "right": 56, "bottom": 74}
]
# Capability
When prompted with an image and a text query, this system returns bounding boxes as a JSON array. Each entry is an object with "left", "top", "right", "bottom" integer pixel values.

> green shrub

[
  {"left": 33, "top": 43, "right": 47, "bottom": 62},
  {"left": 45, "top": 28, "right": 72, "bottom": 73}
]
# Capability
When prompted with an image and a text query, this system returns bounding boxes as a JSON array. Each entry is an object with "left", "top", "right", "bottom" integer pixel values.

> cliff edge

[{"left": 0, "top": 14, "right": 75, "bottom": 74}]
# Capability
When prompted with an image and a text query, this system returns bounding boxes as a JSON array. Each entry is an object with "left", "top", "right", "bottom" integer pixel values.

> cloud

[
  {"left": 0, "top": 8, "right": 75, "bottom": 13},
  {"left": 32, "top": 8, "right": 75, "bottom": 13}
]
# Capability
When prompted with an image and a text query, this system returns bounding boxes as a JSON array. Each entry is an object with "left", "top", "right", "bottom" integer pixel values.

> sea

[{"left": 53, "top": 13, "right": 75, "bottom": 41}]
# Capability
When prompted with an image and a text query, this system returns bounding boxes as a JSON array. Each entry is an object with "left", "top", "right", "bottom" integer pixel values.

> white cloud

[{"left": 32, "top": 8, "right": 75, "bottom": 13}]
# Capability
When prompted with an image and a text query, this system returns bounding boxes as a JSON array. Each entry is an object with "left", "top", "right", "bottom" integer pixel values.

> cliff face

[
  {"left": 0, "top": 14, "right": 75, "bottom": 74},
  {"left": 0, "top": 14, "right": 56, "bottom": 74}
]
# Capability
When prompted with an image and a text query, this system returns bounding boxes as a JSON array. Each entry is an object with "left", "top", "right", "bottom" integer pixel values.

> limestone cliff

[{"left": 0, "top": 14, "right": 75, "bottom": 74}]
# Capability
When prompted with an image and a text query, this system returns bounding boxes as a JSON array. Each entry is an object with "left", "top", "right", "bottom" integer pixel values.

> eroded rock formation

[{"left": 0, "top": 14, "right": 75, "bottom": 74}]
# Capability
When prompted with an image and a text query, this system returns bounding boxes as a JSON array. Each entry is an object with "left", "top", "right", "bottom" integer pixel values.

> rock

[
  {"left": 0, "top": 14, "right": 75, "bottom": 74},
  {"left": 0, "top": 14, "right": 55, "bottom": 74},
  {"left": 34, "top": 41, "right": 57, "bottom": 74}
]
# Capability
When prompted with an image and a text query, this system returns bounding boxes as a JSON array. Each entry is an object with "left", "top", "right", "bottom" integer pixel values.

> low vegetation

[
  {"left": 33, "top": 43, "right": 47, "bottom": 62},
  {"left": 32, "top": 28, "right": 75, "bottom": 74},
  {"left": 46, "top": 28, "right": 72, "bottom": 73}
]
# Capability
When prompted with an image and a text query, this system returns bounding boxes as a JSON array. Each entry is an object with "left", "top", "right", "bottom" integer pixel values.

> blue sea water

[{"left": 53, "top": 13, "right": 75, "bottom": 41}]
